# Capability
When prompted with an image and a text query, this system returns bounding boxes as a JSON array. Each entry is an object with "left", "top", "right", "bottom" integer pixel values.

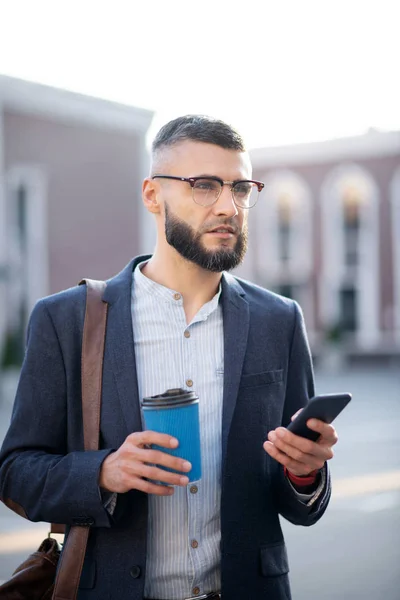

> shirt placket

[
  {"left": 174, "top": 300, "right": 201, "bottom": 595},
  {"left": 182, "top": 320, "right": 206, "bottom": 597}
]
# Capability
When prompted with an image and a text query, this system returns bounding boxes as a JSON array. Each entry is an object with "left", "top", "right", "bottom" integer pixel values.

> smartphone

[{"left": 287, "top": 392, "right": 352, "bottom": 441}]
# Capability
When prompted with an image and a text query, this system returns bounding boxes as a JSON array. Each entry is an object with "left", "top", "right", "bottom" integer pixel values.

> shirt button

[
  {"left": 192, "top": 587, "right": 200, "bottom": 595},
  {"left": 173, "top": 293, "right": 181, "bottom": 300},
  {"left": 184, "top": 330, "right": 190, "bottom": 338},
  {"left": 190, "top": 485, "right": 198, "bottom": 494},
  {"left": 186, "top": 379, "right": 193, "bottom": 387},
  {"left": 129, "top": 565, "right": 141, "bottom": 578},
  {"left": 191, "top": 539, "right": 199, "bottom": 549}
]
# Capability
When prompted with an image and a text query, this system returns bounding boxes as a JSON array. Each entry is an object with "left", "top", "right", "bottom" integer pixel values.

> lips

[{"left": 208, "top": 226, "right": 236, "bottom": 234}]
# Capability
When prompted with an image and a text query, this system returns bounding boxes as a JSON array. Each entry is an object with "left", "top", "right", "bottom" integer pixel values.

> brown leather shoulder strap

[
  {"left": 80, "top": 279, "right": 108, "bottom": 452},
  {"left": 52, "top": 279, "right": 108, "bottom": 600}
]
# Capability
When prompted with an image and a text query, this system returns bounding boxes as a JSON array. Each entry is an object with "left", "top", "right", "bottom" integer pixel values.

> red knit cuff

[{"left": 284, "top": 466, "right": 319, "bottom": 487}]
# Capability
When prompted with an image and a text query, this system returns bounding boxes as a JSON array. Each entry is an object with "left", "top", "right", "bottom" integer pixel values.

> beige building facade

[
  {"left": 237, "top": 130, "right": 400, "bottom": 363},
  {"left": 0, "top": 75, "right": 154, "bottom": 365}
]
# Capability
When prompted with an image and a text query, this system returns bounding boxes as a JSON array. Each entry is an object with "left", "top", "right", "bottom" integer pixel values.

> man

[{"left": 0, "top": 115, "right": 337, "bottom": 600}]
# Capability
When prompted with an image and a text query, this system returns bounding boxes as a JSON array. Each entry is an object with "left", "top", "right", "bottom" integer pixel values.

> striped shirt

[{"left": 132, "top": 262, "right": 223, "bottom": 599}]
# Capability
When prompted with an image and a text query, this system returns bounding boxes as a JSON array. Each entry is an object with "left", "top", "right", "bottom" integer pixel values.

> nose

[{"left": 212, "top": 184, "right": 239, "bottom": 217}]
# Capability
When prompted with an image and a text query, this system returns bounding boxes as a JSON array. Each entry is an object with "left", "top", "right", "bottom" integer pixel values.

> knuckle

[
  {"left": 127, "top": 431, "right": 141, "bottom": 444},
  {"left": 135, "top": 463, "right": 148, "bottom": 478},
  {"left": 264, "top": 444, "right": 274, "bottom": 456},
  {"left": 147, "top": 465, "right": 172, "bottom": 484},
  {"left": 293, "top": 448, "right": 303, "bottom": 462},
  {"left": 149, "top": 466, "right": 168, "bottom": 482},
  {"left": 119, "top": 447, "right": 132, "bottom": 461},
  {"left": 143, "top": 466, "right": 156, "bottom": 480},
  {"left": 141, "top": 480, "right": 152, "bottom": 493},
  {"left": 146, "top": 449, "right": 162, "bottom": 463},
  {"left": 165, "top": 473, "right": 181, "bottom": 485},
  {"left": 280, "top": 453, "right": 290, "bottom": 466},
  {"left": 175, "top": 459, "right": 187, "bottom": 471},
  {"left": 304, "top": 440, "right": 315, "bottom": 454}
]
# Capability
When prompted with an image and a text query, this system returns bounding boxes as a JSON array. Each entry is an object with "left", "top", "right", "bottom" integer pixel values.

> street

[
  {"left": 283, "top": 366, "right": 400, "bottom": 599},
  {"left": 0, "top": 365, "right": 399, "bottom": 598}
]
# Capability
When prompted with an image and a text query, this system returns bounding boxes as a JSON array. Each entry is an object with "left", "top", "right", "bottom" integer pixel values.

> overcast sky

[{"left": 1, "top": 0, "right": 399, "bottom": 149}]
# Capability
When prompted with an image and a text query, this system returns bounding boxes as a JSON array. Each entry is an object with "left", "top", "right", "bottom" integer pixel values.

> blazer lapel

[
  {"left": 221, "top": 273, "right": 249, "bottom": 466},
  {"left": 102, "top": 255, "right": 151, "bottom": 437}
]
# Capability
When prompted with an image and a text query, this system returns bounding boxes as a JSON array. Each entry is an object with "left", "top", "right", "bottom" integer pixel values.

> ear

[{"left": 142, "top": 178, "right": 161, "bottom": 214}]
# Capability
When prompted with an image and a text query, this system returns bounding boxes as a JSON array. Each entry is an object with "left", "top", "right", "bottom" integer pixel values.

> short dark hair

[{"left": 152, "top": 114, "right": 246, "bottom": 153}]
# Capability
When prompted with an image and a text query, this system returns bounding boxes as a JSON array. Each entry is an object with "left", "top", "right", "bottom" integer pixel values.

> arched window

[
  {"left": 320, "top": 164, "right": 379, "bottom": 347},
  {"left": 342, "top": 184, "right": 364, "bottom": 268},
  {"left": 252, "top": 170, "right": 314, "bottom": 329},
  {"left": 5, "top": 167, "right": 48, "bottom": 349},
  {"left": 277, "top": 191, "right": 295, "bottom": 263},
  {"left": 255, "top": 170, "right": 312, "bottom": 275}
]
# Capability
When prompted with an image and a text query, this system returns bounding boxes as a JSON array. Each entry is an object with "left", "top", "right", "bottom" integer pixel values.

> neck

[{"left": 142, "top": 244, "right": 222, "bottom": 320}]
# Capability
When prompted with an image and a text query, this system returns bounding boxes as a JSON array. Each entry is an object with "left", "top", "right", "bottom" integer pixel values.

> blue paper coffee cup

[{"left": 141, "top": 388, "right": 201, "bottom": 482}]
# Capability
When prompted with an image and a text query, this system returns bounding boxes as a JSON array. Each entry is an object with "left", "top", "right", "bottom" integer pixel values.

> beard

[{"left": 164, "top": 203, "right": 248, "bottom": 272}]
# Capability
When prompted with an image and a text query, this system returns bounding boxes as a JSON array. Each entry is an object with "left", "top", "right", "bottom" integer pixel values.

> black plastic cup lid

[{"left": 141, "top": 388, "right": 198, "bottom": 407}]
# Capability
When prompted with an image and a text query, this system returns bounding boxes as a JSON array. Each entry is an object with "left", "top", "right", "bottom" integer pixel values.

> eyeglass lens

[{"left": 192, "top": 178, "right": 259, "bottom": 208}]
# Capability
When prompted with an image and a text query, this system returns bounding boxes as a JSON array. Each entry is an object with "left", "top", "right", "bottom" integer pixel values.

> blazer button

[{"left": 130, "top": 565, "right": 141, "bottom": 579}]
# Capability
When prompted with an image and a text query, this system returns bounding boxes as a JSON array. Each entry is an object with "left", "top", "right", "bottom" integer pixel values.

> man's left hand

[{"left": 263, "top": 416, "right": 338, "bottom": 477}]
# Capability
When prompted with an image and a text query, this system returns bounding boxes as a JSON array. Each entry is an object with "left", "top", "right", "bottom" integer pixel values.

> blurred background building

[
  {"left": 236, "top": 130, "right": 400, "bottom": 366},
  {"left": 0, "top": 75, "right": 153, "bottom": 371},
  {"left": 1, "top": 74, "right": 400, "bottom": 371},
  {"left": 0, "top": 74, "right": 399, "bottom": 600}
]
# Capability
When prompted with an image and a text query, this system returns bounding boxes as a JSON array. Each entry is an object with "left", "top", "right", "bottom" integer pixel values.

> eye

[
  {"left": 234, "top": 182, "right": 252, "bottom": 196},
  {"left": 193, "top": 178, "right": 221, "bottom": 193}
]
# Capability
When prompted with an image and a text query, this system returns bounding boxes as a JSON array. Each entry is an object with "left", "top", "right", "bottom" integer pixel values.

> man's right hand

[{"left": 99, "top": 431, "right": 191, "bottom": 496}]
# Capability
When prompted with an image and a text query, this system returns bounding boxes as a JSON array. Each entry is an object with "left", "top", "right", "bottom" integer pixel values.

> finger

[
  {"left": 137, "top": 447, "right": 192, "bottom": 473},
  {"left": 269, "top": 428, "right": 326, "bottom": 457},
  {"left": 263, "top": 441, "right": 318, "bottom": 476},
  {"left": 129, "top": 430, "right": 179, "bottom": 449},
  {"left": 131, "top": 476, "right": 176, "bottom": 496},
  {"left": 268, "top": 428, "right": 333, "bottom": 465},
  {"left": 291, "top": 408, "right": 303, "bottom": 421},
  {"left": 138, "top": 464, "right": 190, "bottom": 487},
  {"left": 307, "top": 420, "right": 338, "bottom": 445}
]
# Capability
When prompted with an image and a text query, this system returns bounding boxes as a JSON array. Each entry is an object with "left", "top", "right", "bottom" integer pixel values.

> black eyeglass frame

[{"left": 151, "top": 175, "right": 265, "bottom": 208}]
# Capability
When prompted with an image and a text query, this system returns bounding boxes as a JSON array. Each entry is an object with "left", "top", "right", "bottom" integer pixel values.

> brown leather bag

[{"left": 0, "top": 279, "right": 108, "bottom": 600}]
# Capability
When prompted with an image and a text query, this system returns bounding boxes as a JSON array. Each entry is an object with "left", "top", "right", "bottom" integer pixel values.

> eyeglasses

[{"left": 152, "top": 175, "right": 265, "bottom": 209}]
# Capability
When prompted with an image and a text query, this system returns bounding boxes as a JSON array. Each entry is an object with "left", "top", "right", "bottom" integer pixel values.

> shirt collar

[{"left": 133, "top": 260, "right": 222, "bottom": 320}]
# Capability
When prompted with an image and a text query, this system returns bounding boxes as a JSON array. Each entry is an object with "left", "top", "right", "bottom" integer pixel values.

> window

[
  {"left": 339, "top": 287, "right": 357, "bottom": 332},
  {"left": 259, "top": 171, "right": 313, "bottom": 276},
  {"left": 277, "top": 283, "right": 295, "bottom": 300},
  {"left": 320, "top": 164, "right": 379, "bottom": 347},
  {"left": 254, "top": 170, "right": 314, "bottom": 332},
  {"left": 5, "top": 167, "right": 48, "bottom": 346},
  {"left": 277, "top": 193, "right": 292, "bottom": 262},
  {"left": 342, "top": 185, "right": 363, "bottom": 267}
]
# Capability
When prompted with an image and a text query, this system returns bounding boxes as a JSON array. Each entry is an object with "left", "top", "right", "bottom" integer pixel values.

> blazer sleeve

[
  {"left": 274, "top": 301, "right": 332, "bottom": 526},
  {"left": 0, "top": 299, "right": 113, "bottom": 528}
]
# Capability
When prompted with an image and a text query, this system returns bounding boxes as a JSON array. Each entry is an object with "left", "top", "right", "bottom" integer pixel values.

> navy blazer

[{"left": 0, "top": 256, "right": 331, "bottom": 600}]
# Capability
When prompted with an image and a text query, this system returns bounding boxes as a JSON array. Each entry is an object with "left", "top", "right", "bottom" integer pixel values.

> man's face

[{"left": 153, "top": 140, "right": 252, "bottom": 272}]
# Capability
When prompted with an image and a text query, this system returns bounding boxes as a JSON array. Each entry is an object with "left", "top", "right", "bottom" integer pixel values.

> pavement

[{"left": 0, "top": 364, "right": 399, "bottom": 598}]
